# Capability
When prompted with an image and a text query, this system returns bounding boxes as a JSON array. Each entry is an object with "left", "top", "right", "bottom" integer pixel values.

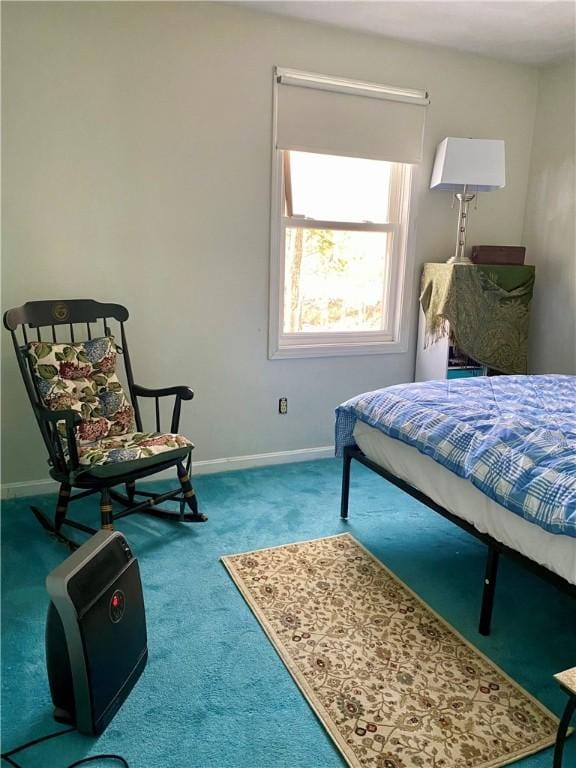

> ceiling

[{"left": 238, "top": 1, "right": 576, "bottom": 65}]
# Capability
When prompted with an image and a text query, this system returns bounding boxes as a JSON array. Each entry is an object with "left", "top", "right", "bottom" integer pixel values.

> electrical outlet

[{"left": 278, "top": 397, "right": 288, "bottom": 415}]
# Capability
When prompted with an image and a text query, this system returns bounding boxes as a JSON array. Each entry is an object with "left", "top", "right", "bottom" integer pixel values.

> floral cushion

[
  {"left": 28, "top": 336, "right": 135, "bottom": 443},
  {"left": 77, "top": 431, "right": 193, "bottom": 469},
  {"left": 28, "top": 336, "right": 193, "bottom": 475}
]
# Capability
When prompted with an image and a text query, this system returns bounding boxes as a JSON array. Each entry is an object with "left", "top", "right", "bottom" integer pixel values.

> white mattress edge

[{"left": 352, "top": 421, "right": 576, "bottom": 586}]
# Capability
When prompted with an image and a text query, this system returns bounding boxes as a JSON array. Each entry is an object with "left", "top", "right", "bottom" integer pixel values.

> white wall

[
  {"left": 2, "top": 2, "right": 538, "bottom": 487},
  {"left": 523, "top": 57, "right": 576, "bottom": 374}
]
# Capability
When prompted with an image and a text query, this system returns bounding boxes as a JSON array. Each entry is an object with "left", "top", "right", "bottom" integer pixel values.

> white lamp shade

[{"left": 430, "top": 137, "right": 506, "bottom": 192}]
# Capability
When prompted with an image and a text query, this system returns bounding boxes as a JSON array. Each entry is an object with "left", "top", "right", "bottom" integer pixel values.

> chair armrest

[
  {"left": 34, "top": 406, "right": 81, "bottom": 472},
  {"left": 132, "top": 385, "right": 194, "bottom": 401},
  {"left": 36, "top": 406, "right": 82, "bottom": 427},
  {"left": 132, "top": 385, "right": 194, "bottom": 433}
]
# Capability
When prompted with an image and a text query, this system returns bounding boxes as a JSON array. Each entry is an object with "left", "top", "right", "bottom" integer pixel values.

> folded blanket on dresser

[{"left": 335, "top": 374, "right": 576, "bottom": 538}]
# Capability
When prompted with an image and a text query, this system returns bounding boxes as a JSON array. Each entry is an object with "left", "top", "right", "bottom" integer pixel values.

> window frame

[{"left": 269, "top": 149, "right": 415, "bottom": 360}]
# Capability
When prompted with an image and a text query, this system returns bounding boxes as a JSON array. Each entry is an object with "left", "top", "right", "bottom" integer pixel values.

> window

[
  {"left": 281, "top": 150, "right": 411, "bottom": 343},
  {"left": 269, "top": 68, "right": 428, "bottom": 359}
]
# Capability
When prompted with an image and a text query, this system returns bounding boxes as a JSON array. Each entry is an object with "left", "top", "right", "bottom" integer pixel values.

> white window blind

[{"left": 275, "top": 67, "right": 430, "bottom": 165}]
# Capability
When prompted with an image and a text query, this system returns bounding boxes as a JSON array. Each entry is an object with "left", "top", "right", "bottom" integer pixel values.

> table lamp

[{"left": 430, "top": 137, "right": 506, "bottom": 264}]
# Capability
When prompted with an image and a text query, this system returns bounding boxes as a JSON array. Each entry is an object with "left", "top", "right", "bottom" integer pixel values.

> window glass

[
  {"left": 288, "top": 151, "right": 392, "bottom": 223},
  {"left": 283, "top": 227, "right": 390, "bottom": 333}
]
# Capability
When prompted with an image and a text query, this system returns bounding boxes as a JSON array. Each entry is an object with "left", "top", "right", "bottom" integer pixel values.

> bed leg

[
  {"left": 553, "top": 695, "right": 576, "bottom": 768},
  {"left": 340, "top": 447, "right": 353, "bottom": 520},
  {"left": 479, "top": 545, "right": 500, "bottom": 636}
]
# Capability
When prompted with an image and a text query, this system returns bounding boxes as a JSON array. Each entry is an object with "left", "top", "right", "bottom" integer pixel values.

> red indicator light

[{"left": 109, "top": 590, "right": 125, "bottom": 622}]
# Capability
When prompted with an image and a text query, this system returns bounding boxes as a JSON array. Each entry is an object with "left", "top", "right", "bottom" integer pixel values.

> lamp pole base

[
  {"left": 446, "top": 187, "right": 476, "bottom": 264},
  {"left": 446, "top": 254, "right": 474, "bottom": 265}
]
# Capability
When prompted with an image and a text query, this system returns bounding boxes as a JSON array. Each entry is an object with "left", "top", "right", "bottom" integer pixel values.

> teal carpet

[{"left": 1, "top": 458, "right": 575, "bottom": 767}]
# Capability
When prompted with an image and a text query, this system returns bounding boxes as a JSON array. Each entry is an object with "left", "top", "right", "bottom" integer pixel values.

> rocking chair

[{"left": 4, "top": 299, "right": 207, "bottom": 549}]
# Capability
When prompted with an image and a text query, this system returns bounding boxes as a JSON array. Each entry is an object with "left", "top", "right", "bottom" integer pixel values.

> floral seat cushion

[
  {"left": 77, "top": 431, "right": 193, "bottom": 477},
  {"left": 28, "top": 337, "right": 193, "bottom": 476}
]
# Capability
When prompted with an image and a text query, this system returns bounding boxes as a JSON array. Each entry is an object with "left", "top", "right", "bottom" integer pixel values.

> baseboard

[
  {"left": 2, "top": 478, "right": 58, "bottom": 500},
  {"left": 1, "top": 445, "right": 335, "bottom": 500},
  {"left": 194, "top": 445, "right": 334, "bottom": 474}
]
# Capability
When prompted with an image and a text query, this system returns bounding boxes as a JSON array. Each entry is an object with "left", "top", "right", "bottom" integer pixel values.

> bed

[{"left": 335, "top": 374, "right": 576, "bottom": 634}]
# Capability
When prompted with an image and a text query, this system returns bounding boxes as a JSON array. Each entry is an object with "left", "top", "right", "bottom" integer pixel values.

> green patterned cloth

[{"left": 420, "top": 263, "right": 535, "bottom": 374}]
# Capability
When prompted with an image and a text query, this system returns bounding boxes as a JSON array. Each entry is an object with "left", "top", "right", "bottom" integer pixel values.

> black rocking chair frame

[
  {"left": 4, "top": 299, "right": 207, "bottom": 549},
  {"left": 340, "top": 445, "right": 576, "bottom": 636}
]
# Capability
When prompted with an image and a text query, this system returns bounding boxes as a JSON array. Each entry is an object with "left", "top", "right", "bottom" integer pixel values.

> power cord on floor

[{"left": 1, "top": 727, "right": 129, "bottom": 767}]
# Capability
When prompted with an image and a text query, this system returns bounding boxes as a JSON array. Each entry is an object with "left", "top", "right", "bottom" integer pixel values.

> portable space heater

[{"left": 46, "top": 530, "right": 148, "bottom": 735}]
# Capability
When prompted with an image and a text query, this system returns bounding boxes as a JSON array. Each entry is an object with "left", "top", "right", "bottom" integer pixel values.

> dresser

[{"left": 415, "top": 263, "right": 535, "bottom": 381}]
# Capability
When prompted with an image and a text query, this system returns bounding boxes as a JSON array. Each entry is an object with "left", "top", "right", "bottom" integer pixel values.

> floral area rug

[{"left": 221, "top": 534, "right": 558, "bottom": 768}]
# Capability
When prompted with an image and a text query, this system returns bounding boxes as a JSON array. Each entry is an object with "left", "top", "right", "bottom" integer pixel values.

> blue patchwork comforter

[{"left": 335, "top": 375, "right": 576, "bottom": 538}]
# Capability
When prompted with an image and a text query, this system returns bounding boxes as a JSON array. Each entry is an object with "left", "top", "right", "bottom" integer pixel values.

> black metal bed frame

[{"left": 340, "top": 445, "right": 576, "bottom": 636}]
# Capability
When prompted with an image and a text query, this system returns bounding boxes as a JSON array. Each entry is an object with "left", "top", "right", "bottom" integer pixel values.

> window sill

[{"left": 269, "top": 338, "right": 408, "bottom": 359}]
